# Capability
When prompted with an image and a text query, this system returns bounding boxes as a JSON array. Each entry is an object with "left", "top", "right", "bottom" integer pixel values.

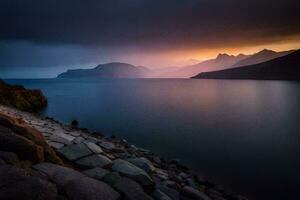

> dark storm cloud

[{"left": 0, "top": 0, "right": 299, "bottom": 49}]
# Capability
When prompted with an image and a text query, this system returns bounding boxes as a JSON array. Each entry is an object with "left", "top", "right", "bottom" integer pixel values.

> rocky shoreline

[{"left": 0, "top": 105, "right": 247, "bottom": 200}]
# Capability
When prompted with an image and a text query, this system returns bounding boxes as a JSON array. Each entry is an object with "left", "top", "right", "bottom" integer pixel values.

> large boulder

[
  {"left": 0, "top": 113, "right": 63, "bottom": 165},
  {"left": 57, "top": 143, "right": 92, "bottom": 161},
  {"left": 126, "top": 157, "right": 156, "bottom": 172},
  {"left": 83, "top": 167, "right": 110, "bottom": 180},
  {"left": 76, "top": 154, "right": 112, "bottom": 169},
  {"left": 84, "top": 141, "right": 103, "bottom": 154},
  {"left": 32, "top": 162, "right": 85, "bottom": 187},
  {"left": 103, "top": 172, "right": 122, "bottom": 185},
  {"left": 157, "top": 185, "right": 180, "bottom": 200},
  {"left": 181, "top": 186, "right": 211, "bottom": 200},
  {"left": 64, "top": 177, "right": 120, "bottom": 200},
  {"left": 0, "top": 125, "right": 44, "bottom": 163},
  {"left": 114, "top": 177, "right": 154, "bottom": 200},
  {"left": 111, "top": 159, "right": 153, "bottom": 186},
  {"left": 0, "top": 164, "right": 58, "bottom": 200}
]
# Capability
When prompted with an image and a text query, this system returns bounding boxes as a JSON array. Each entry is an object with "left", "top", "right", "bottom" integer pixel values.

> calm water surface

[{"left": 6, "top": 78, "right": 300, "bottom": 200}]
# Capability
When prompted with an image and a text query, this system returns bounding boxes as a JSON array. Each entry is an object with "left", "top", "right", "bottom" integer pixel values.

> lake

[{"left": 6, "top": 78, "right": 300, "bottom": 200}]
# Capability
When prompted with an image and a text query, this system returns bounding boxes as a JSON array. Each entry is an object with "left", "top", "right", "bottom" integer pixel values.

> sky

[{"left": 0, "top": 0, "right": 300, "bottom": 78}]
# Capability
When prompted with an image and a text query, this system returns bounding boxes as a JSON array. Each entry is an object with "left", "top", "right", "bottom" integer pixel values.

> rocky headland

[
  {"left": 0, "top": 79, "right": 47, "bottom": 111},
  {"left": 0, "top": 80, "right": 247, "bottom": 200}
]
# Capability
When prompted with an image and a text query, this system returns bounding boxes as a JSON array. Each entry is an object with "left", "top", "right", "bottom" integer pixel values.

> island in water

[{"left": 57, "top": 63, "right": 151, "bottom": 79}]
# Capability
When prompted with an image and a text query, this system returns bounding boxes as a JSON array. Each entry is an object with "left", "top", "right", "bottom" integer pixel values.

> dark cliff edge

[
  {"left": 0, "top": 79, "right": 47, "bottom": 111},
  {"left": 192, "top": 50, "right": 300, "bottom": 80}
]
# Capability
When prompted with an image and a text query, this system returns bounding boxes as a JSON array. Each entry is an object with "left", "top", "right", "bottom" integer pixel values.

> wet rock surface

[{"left": 0, "top": 105, "right": 248, "bottom": 200}]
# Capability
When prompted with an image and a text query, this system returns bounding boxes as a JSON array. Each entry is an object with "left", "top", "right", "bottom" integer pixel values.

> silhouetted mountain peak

[
  {"left": 94, "top": 62, "right": 135, "bottom": 70},
  {"left": 257, "top": 49, "right": 276, "bottom": 55},
  {"left": 193, "top": 49, "right": 300, "bottom": 80},
  {"left": 216, "top": 53, "right": 231, "bottom": 60},
  {"left": 237, "top": 53, "right": 246, "bottom": 58}
]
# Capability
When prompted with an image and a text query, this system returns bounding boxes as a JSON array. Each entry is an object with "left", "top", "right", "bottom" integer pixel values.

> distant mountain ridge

[
  {"left": 231, "top": 49, "right": 294, "bottom": 67},
  {"left": 155, "top": 49, "right": 295, "bottom": 78},
  {"left": 157, "top": 53, "right": 249, "bottom": 78},
  {"left": 57, "top": 62, "right": 150, "bottom": 78},
  {"left": 192, "top": 50, "right": 300, "bottom": 80}
]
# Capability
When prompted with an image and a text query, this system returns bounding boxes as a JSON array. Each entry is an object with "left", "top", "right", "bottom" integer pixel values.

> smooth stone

[
  {"left": 155, "top": 169, "right": 169, "bottom": 181},
  {"left": 111, "top": 159, "right": 153, "bottom": 186},
  {"left": 0, "top": 128, "right": 44, "bottom": 163},
  {"left": 99, "top": 141, "right": 115, "bottom": 150},
  {"left": 49, "top": 133, "right": 75, "bottom": 145},
  {"left": 84, "top": 142, "right": 103, "bottom": 154},
  {"left": 126, "top": 157, "right": 156, "bottom": 172},
  {"left": 114, "top": 177, "right": 154, "bottom": 200},
  {"left": 35, "top": 127, "right": 54, "bottom": 133},
  {"left": 64, "top": 177, "right": 120, "bottom": 200},
  {"left": 83, "top": 167, "right": 110, "bottom": 180},
  {"left": 86, "top": 136, "right": 100, "bottom": 144},
  {"left": 181, "top": 186, "right": 211, "bottom": 200},
  {"left": 74, "top": 136, "right": 85, "bottom": 144},
  {"left": 114, "top": 152, "right": 132, "bottom": 159},
  {"left": 76, "top": 154, "right": 112, "bottom": 168},
  {"left": 157, "top": 185, "right": 180, "bottom": 200},
  {"left": 0, "top": 164, "right": 58, "bottom": 200},
  {"left": 152, "top": 189, "right": 173, "bottom": 200},
  {"left": 33, "top": 162, "right": 86, "bottom": 187},
  {"left": 48, "top": 141, "right": 64, "bottom": 149},
  {"left": 103, "top": 172, "right": 122, "bottom": 185},
  {"left": 57, "top": 143, "right": 92, "bottom": 161},
  {"left": 70, "top": 132, "right": 81, "bottom": 137}
]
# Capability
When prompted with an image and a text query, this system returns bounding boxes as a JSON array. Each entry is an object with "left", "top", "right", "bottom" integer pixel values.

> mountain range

[
  {"left": 57, "top": 49, "right": 298, "bottom": 79},
  {"left": 192, "top": 49, "right": 300, "bottom": 80},
  {"left": 156, "top": 49, "right": 295, "bottom": 78}
]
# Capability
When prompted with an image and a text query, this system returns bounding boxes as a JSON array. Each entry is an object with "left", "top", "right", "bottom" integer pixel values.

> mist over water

[{"left": 6, "top": 78, "right": 300, "bottom": 200}]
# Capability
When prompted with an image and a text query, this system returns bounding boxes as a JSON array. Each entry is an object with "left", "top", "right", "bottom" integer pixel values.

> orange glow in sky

[{"left": 120, "top": 35, "right": 300, "bottom": 68}]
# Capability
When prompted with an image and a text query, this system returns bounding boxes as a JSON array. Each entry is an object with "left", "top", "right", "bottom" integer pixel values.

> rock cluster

[{"left": 0, "top": 105, "right": 247, "bottom": 200}]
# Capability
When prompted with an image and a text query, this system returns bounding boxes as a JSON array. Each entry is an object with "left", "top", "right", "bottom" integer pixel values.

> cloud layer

[{"left": 1, "top": 0, "right": 299, "bottom": 49}]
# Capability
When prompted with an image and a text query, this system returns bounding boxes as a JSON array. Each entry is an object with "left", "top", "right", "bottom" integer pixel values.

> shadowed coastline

[{"left": 192, "top": 50, "right": 300, "bottom": 80}]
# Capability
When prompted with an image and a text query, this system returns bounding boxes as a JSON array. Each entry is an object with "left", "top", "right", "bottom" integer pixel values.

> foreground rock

[
  {"left": 0, "top": 164, "right": 58, "bottom": 200},
  {"left": 114, "top": 177, "right": 154, "bottom": 200},
  {"left": 0, "top": 113, "right": 63, "bottom": 165},
  {"left": 112, "top": 159, "right": 154, "bottom": 186},
  {"left": 65, "top": 177, "right": 120, "bottom": 200}
]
